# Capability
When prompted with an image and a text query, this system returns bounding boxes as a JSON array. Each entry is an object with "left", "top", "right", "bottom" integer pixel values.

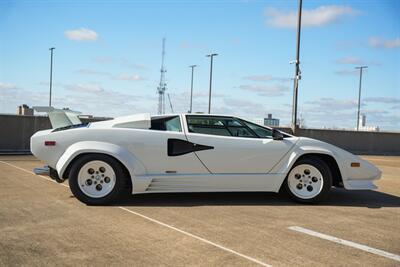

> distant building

[
  {"left": 356, "top": 114, "right": 379, "bottom": 132},
  {"left": 251, "top": 114, "right": 280, "bottom": 127},
  {"left": 17, "top": 104, "right": 34, "bottom": 116},
  {"left": 359, "top": 125, "right": 380, "bottom": 132},
  {"left": 264, "top": 114, "right": 279, "bottom": 127},
  {"left": 359, "top": 114, "right": 366, "bottom": 127}
]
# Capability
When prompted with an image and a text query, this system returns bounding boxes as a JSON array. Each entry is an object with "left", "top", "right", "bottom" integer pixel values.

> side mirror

[{"left": 272, "top": 128, "right": 284, "bottom": 140}]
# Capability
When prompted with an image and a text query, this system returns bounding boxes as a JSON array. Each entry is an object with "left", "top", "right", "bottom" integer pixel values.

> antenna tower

[{"left": 157, "top": 38, "right": 167, "bottom": 114}]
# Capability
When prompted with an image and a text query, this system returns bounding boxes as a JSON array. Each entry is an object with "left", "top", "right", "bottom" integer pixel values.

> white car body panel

[
  {"left": 30, "top": 112, "right": 381, "bottom": 195},
  {"left": 89, "top": 113, "right": 151, "bottom": 129},
  {"left": 186, "top": 133, "right": 297, "bottom": 173}
]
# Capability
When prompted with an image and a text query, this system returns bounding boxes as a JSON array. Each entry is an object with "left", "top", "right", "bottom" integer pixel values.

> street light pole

[
  {"left": 189, "top": 65, "right": 197, "bottom": 113},
  {"left": 291, "top": 0, "right": 302, "bottom": 134},
  {"left": 355, "top": 66, "right": 368, "bottom": 131},
  {"left": 206, "top": 53, "right": 218, "bottom": 114},
  {"left": 49, "top": 47, "right": 55, "bottom": 107}
]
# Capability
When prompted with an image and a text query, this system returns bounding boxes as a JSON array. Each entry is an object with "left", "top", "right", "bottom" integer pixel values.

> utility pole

[
  {"left": 49, "top": 47, "right": 55, "bottom": 107},
  {"left": 355, "top": 66, "right": 368, "bottom": 131},
  {"left": 189, "top": 65, "right": 197, "bottom": 113},
  {"left": 206, "top": 53, "right": 218, "bottom": 114},
  {"left": 291, "top": 0, "right": 302, "bottom": 134},
  {"left": 167, "top": 93, "right": 174, "bottom": 113}
]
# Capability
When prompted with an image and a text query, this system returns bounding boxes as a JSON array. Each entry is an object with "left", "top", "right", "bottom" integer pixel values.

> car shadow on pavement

[{"left": 114, "top": 188, "right": 400, "bottom": 208}]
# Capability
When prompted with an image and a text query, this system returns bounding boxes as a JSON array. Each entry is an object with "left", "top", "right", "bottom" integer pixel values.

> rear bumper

[
  {"left": 33, "top": 165, "right": 65, "bottom": 183},
  {"left": 33, "top": 166, "right": 50, "bottom": 176}
]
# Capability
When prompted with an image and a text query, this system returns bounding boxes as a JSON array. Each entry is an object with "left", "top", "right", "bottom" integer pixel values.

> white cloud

[
  {"left": 0, "top": 82, "right": 17, "bottom": 90},
  {"left": 243, "top": 74, "right": 291, "bottom": 82},
  {"left": 238, "top": 84, "right": 289, "bottom": 96},
  {"left": 65, "top": 28, "right": 98, "bottom": 41},
  {"left": 219, "top": 97, "right": 291, "bottom": 121},
  {"left": 75, "top": 69, "right": 111, "bottom": 77},
  {"left": 265, "top": 5, "right": 357, "bottom": 28},
  {"left": 369, "top": 37, "right": 400, "bottom": 49},
  {"left": 364, "top": 97, "right": 400, "bottom": 104},
  {"left": 120, "top": 58, "right": 149, "bottom": 70},
  {"left": 305, "top": 97, "right": 358, "bottom": 110},
  {"left": 115, "top": 74, "right": 144, "bottom": 81},
  {"left": 65, "top": 83, "right": 104, "bottom": 93},
  {"left": 335, "top": 57, "right": 381, "bottom": 67},
  {"left": 335, "top": 57, "right": 363, "bottom": 65},
  {"left": 334, "top": 69, "right": 359, "bottom": 76},
  {"left": 93, "top": 56, "right": 113, "bottom": 63}
]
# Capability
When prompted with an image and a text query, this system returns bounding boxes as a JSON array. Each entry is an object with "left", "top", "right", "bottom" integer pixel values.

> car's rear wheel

[
  {"left": 284, "top": 157, "right": 332, "bottom": 203},
  {"left": 69, "top": 154, "right": 130, "bottom": 205}
]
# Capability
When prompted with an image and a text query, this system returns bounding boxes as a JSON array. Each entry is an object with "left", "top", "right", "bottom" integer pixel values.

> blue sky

[{"left": 0, "top": 0, "right": 399, "bottom": 130}]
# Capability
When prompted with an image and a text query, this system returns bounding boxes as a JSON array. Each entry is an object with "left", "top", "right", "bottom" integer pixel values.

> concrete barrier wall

[
  {"left": 0, "top": 114, "right": 107, "bottom": 154},
  {"left": 0, "top": 115, "right": 52, "bottom": 153},
  {"left": 1, "top": 114, "right": 399, "bottom": 155},
  {"left": 278, "top": 127, "right": 400, "bottom": 155}
]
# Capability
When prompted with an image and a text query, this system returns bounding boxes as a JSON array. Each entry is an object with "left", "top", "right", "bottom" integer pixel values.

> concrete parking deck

[{"left": 0, "top": 156, "right": 399, "bottom": 266}]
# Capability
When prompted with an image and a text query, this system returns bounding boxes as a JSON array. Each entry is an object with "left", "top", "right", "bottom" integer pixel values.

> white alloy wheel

[
  {"left": 77, "top": 160, "right": 116, "bottom": 198},
  {"left": 287, "top": 164, "right": 324, "bottom": 200}
]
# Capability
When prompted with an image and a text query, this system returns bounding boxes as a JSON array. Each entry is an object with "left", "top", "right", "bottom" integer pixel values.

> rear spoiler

[{"left": 33, "top": 106, "right": 82, "bottom": 129}]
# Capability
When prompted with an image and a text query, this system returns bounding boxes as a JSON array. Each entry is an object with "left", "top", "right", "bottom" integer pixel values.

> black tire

[
  {"left": 283, "top": 156, "right": 332, "bottom": 204},
  {"left": 68, "top": 154, "right": 131, "bottom": 205}
]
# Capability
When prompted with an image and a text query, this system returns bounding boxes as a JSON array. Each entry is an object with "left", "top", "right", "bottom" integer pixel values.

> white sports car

[{"left": 31, "top": 108, "right": 381, "bottom": 205}]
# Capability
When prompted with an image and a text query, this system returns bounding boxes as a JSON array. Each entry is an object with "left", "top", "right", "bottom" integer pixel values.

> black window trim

[{"left": 150, "top": 115, "right": 183, "bottom": 132}]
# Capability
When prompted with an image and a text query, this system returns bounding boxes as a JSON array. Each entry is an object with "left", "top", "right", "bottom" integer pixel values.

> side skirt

[{"left": 132, "top": 173, "right": 286, "bottom": 194}]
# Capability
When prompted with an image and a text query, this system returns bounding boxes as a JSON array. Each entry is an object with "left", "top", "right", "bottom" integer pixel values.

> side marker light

[{"left": 44, "top": 141, "right": 56, "bottom": 146}]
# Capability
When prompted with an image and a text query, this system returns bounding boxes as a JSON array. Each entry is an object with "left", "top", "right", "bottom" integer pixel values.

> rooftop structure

[{"left": 17, "top": 104, "right": 34, "bottom": 116}]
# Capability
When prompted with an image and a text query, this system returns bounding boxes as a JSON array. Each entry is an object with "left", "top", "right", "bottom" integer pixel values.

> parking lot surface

[{"left": 0, "top": 155, "right": 399, "bottom": 266}]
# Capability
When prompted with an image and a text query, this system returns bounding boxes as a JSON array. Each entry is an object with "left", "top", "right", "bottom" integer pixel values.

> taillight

[{"left": 44, "top": 141, "right": 56, "bottom": 146}]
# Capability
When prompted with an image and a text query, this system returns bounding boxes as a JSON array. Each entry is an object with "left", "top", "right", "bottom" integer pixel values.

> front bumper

[{"left": 343, "top": 168, "right": 382, "bottom": 190}]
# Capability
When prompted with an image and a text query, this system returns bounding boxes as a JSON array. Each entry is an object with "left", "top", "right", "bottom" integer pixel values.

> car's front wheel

[
  {"left": 68, "top": 154, "right": 130, "bottom": 205},
  {"left": 284, "top": 157, "right": 332, "bottom": 203}
]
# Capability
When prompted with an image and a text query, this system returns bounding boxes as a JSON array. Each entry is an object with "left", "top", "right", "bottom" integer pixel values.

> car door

[
  {"left": 126, "top": 115, "right": 210, "bottom": 175},
  {"left": 184, "top": 115, "right": 297, "bottom": 174}
]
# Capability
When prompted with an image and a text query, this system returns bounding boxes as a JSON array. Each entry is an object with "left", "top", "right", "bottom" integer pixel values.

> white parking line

[
  {"left": 289, "top": 226, "right": 400, "bottom": 263},
  {"left": 0, "top": 160, "right": 68, "bottom": 187},
  {"left": 0, "top": 160, "right": 272, "bottom": 267},
  {"left": 119, "top": 207, "right": 271, "bottom": 266}
]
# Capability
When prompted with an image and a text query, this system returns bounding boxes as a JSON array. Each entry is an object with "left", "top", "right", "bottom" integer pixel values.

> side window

[
  {"left": 150, "top": 116, "right": 182, "bottom": 132},
  {"left": 240, "top": 120, "right": 272, "bottom": 138},
  {"left": 186, "top": 116, "right": 231, "bottom": 137},
  {"left": 223, "top": 118, "right": 257, "bottom": 138},
  {"left": 186, "top": 116, "right": 257, "bottom": 138}
]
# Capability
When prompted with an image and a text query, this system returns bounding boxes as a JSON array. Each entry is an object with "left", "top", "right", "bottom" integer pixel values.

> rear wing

[{"left": 33, "top": 106, "right": 82, "bottom": 129}]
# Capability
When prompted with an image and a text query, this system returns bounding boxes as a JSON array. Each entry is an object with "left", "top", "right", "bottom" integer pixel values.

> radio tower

[{"left": 157, "top": 38, "right": 167, "bottom": 114}]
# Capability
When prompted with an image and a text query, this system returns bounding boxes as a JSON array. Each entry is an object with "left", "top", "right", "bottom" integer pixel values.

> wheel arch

[
  {"left": 272, "top": 147, "right": 344, "bottom": 192},
  {"left": 62, "top": 152, "right": 130, "bottom": 181},
  {"left": 294, "top": 153, "right": 343, "bottom": 187},
  {"left": 56, "top": 141, "right": 147, "bottom": 193}
]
